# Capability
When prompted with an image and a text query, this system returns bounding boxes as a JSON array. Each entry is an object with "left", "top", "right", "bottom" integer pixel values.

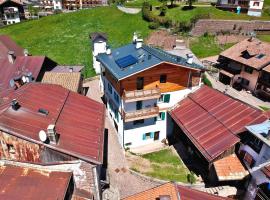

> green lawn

[
  {"left": 125, "top": 0, "right": 162, "bottom": 8},
  {"left": 190, "top": 35, "right": 234, "bottom": 58},
  {"left": 163, "top": 6, "right": 270, "bottom": 23},
  {"left": 0, "top": 7, "right": 150, "bottom": 77},
  {"left": 140, "top": 149, "right": 190, "bottom": 182},
  {"left": 259, "top": 106, "right": 270, "bottom": 111},
  {"left": 258, "top": 35, "right": 270, "bottom": 43}
]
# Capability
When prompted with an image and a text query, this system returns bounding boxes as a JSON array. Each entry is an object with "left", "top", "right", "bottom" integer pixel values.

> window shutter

[
  {"left": 161, "top": 112, "right": 165, "bottom": 120},
  {"left": 142, "top": 134, "right": 146, "bottom": 140},
  {"left": 164, "top": 94, "right": 170, "bottom": 103},
  {"left": 150, "top": 132, "right": 154, "bottom": 138}
]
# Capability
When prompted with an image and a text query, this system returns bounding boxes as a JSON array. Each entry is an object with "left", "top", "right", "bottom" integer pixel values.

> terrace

[{"left": 123, "top": 88, "right": 161, "bottom": 103}]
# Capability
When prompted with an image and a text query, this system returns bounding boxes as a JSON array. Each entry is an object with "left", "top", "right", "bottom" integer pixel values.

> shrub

[
  {"left": 149, "top": 21, "right": 159, "bottom": 29},
  {"left": 202, "top": 74, "right": 212, "bottom": 87},
  {"left": 187, "top": 172, "right": 196, "bottom": 184},
  {"left": 159, "top": 4, "right": 167, "bottom": 16}
]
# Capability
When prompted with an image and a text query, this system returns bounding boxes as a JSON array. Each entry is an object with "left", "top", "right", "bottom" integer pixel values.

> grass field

[
  {"left": 129, "top": 149, "right": 190, "bottom": 182},
  {"left": 0, "top": 7, "right": 150, "bottom": 77},
  {"left": 161, "top": 6, "right": 270, "bottom": 23},
  {"left": 190, "top": 35, "right": 234, "bottom": 58}
]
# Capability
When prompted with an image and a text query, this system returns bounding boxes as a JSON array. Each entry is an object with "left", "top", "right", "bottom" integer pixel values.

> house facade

[
  {"left": 218, "top": 38, "right": 270, "bottom": 100},
  {"left": 0, "top": 0, "right": 24, "bottom": 25},
  {"left": 95, "top": 33, "right": 204, "bottom": 149},
  {"left": 216, "top": 0, "right": 264, "bottom": 16}
]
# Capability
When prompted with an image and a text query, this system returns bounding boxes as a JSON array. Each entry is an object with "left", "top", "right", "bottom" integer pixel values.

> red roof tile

[
  {"left": 0, "top": 83, "right": 105, "bottom": 164},
  {"left": 122, "top": 182, "right": 230, "bottom": 200},
  {"left": 170, "top": 86, "right": 267, "bottom": 162},
  {"left": 0, "top": 164, "right": 72, "bottom": 200}
]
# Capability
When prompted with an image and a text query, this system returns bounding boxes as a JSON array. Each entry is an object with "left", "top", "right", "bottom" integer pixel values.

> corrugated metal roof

[
  {"left": 0, "top": 35, "right": 24, "bottom": 59},
  {"left": 170, "top": 86, "right": 267, "bottom": 162},
  {"left": 0, "top": 83, "right": 105, "bottom": 164},
  {"left": 0, "top": 56, "right": 55, "bottom": 93},
  {"left": 97, "top": 43, "right": 204, "bottom": 80},
  {"left": 0, "top": 164, "right": 72, "bottom": 200},
  {"left": 122, "top": 182, "right": 229, "bottom": 200}
]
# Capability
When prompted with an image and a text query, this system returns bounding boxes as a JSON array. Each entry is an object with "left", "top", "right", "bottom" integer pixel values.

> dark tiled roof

[
  {"left": 0, "top": 164, "right": 72, "bottom": 200},
  {"left": 0, "top": 83, "right": 105, "bottom": 164},
  {"left": 97, "top": 43, "right": 204, "bottom": 80},
  {"left": 170, "top": 86, "right": 267, "bottom": 162},
  {"left": 89, "top": 32, "right": 107, "bottom": 42},
  {"left": 51, "top": 65, "right": 84, "bottom": 73}
]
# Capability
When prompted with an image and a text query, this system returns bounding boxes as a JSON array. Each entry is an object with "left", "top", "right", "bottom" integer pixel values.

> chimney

[
  {"left": 133, "top": 32, "right": 138, "bottom": 43},
  {"left": 136, "top": 39, "right": 143, "bottom": 49},
  {"left": 11, "top": 99, "right": 20, "bottom": 110},
  {"left": 47, "top": 124, "right": 59, "bottom": 144},
  {"left": 186, "top": 53, "right": 193, "bottom": 64},
  {"left": 106, "top": 47, "right": 111, "bottom": 55},
  {"left": 69, "top": 67, "right": 73, "bottom": 72},
  {"left": 8, "top": 51, "right": 15, "bottom": 64},
  {"left": 24, "top": 49, "right": 29, "bottom": 56}
]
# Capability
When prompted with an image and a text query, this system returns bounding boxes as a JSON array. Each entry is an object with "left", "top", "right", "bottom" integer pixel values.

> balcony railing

[
  {"left": 123, "top": 88, "right": 161, "bottom": 103},
  {"left": 123, "top": 107, "right": 159, "bottom": 122}
]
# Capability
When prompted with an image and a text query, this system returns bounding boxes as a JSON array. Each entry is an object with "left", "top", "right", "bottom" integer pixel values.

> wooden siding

[{"left": 120, "top": 63, "right": 200, "bottom": 94}]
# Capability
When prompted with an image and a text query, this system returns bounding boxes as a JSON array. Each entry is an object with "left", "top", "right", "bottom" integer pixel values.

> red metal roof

[
  {"left": 0, "top": 35, "right": 24, "bottom": 59},
  {"left": 0, "top": 164, "right": 72, "bottom": 200},
  {"left": 0, "top": 56, "right": 57, "bottom": 94},
  {"left": 0, "top": 83, "right": 105, "bottom": 164},
  {"left": 170, "top": 86, "right": 267, "bottom": 162}
]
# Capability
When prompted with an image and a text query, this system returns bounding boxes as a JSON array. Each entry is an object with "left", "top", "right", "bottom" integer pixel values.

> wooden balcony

[
  {"left": 123, "top": 107, "right": 159, "bottom": 122},
  {"left": 123, "top": 88, "right": 161, "bottom": 103}
]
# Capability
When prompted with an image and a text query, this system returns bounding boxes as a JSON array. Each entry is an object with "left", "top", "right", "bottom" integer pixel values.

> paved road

[{"left": 84, "top": 79, "right": 160, "bottom": 199}]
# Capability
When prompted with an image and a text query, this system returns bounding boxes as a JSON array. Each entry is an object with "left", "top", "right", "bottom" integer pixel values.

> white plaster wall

[
  {"left": 239, "top": 144, "right": 260, "bottom": 164},
  {"left": 93, "top": 41, "right": 107, "bottom": 74},
  {"left": 249, "top": 0, "right": 264, "bottom": 10},
  {"left": 53, "top": 0, "right": 62, "bottom": 9},
  {"left": 124, "top": 99, "right": 157, "bottom": 112},
  {"left": 255, "top": 144, "right": 270, "bottom": 166}
]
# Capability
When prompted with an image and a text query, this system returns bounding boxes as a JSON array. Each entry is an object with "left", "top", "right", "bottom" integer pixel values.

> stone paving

[{"left": 84, "top": 79, "right": 160, "bottom": 199}]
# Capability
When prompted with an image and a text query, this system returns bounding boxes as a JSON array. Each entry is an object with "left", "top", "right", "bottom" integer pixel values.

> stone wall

[{"left": 191, "top": 19, "right": 270, "bottom": 36}]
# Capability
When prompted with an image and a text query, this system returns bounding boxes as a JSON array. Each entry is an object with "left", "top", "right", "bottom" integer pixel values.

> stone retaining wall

[{"left": 191, "top": 19, "right": 270, "bottom": 36}]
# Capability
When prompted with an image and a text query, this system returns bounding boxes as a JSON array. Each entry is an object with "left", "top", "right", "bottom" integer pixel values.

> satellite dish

[
  {"left": 9, "top": 79, "right": 15, "bottom": 88},
  {"left": 39, "top": 130, "right": 47, "bottom": 142}
]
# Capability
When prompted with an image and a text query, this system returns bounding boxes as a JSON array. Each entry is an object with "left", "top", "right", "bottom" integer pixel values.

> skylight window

[
  {"left": 115, "top": 55, "right": 138, "bottom": 69},
  {"left": 256, "top": 54, "right": 265, "bottom": 59}
]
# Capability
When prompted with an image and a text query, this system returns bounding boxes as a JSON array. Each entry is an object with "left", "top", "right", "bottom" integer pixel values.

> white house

[
  {"left": 94, "top": 33, "right": 205, "bottom": 149},
  {"left": 3, "top": 7, "right": 20, "bottom": 24},
  {"left": 248, "top": 0, "right": 264, "bottom": 16}
]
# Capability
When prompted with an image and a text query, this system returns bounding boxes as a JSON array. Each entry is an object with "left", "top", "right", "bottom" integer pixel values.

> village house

[
  {"left": 0, "top": 0, "right": 25, "bottom": 24},
  {"left": 169, "top": 86, "right": 267, "bottom": 183},
  {"left": 244, "top": 162, "right": 270, "bottom": 199},
  {"left": 0, "top": 160, "right": 75, "bottom": 199},
  {"left": 216, "top": 0, "right": 264, "bottom": 16},
  {"left": 40, "top": 0, "right": 62, "bottom": 10},
  {"left": 93, "top": 32, "right": 204, "bottom": 149},
  {"left": 218, "top": 38, "right": 270, "bottom": 100},
  {"left": 0, "top": 35, "right": 58, "bottom": 95},
  {"left": 62, "top": 0, "right": 106, "bottom": 10},
  {"left": 0, "top": 83, "right": 106, "bottom": 200},
  {"left": 122, "top": 182, "right": 230, "bottom": 200}
]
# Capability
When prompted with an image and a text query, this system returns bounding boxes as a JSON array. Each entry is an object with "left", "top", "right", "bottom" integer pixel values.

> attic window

[
  {"left": 38, "top": 108, "right": 49, "bottom": 115},
  {"left": 7, "top": 144, "right": 15, "bottom": 154},
  {"left": 256, "top": 54, "right": 265, "bottom": 59}
]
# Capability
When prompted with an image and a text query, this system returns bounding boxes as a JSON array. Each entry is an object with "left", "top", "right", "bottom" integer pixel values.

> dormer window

[{"left": 241, "top": 50, "right": 253, "bottom": 59}]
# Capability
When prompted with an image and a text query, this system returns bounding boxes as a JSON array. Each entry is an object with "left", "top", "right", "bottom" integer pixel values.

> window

[
  {"left": 136, "top": 101, "right": 142, "bottom": 110},
  {"left": 133, "top": 119, "right": 144, "bottom": 125},
  {"left": 114, "top": 109, "right": 119, "bottom": 122},
  {"left": 160, "top": 74, "right": 167, "bottom": 83},
  {"left": 159, "top": 112, "right": 166, "bottom": 120},
  {"left": 7, "top": 144, "right": 15, "bottom": 154},
  {"left": 108, "top": 83, "right": 112, "bottom": 94},
  {"left": 253, "top": 1, "right": 260, "bottom": 6},
  {"left": 163, "top": 94, "right": 170, "bottom": 103},
  {"left": 125, "top": 142, "right": 132, "bottom": 146},
  {"left": 244, "top": 66, "right": 253, "bottom": 74},
  {"left": 256, "top": 53, "right": 265, "bottom": 59},
  {"left": 114, "top": 92, "right": 119, "bottom": 104},
  {"left": 241, "top": 78, "right": 250, "bottom": 86},
  {"left": 142, "top": 132, "right": 154, "bottom": 140},
  {"left": 158, "top": 94, "right": 164, "bottom": 102}
]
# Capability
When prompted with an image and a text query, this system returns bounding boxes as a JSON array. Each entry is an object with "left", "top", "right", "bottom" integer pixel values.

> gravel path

[
  {"left": 84, "top": 79, "right": 160, "bottom": 199},
  {"left": 117, "top": 6, "right": 141, "bottom": 14}
]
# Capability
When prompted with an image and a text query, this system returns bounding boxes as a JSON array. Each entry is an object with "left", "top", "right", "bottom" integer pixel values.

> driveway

[{"left": 84, "top": 79, "right": 160, "bottom": 199}]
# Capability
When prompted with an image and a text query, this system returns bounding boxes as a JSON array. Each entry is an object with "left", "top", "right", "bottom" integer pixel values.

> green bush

[
  {"left": 187, "top": 172, "right": 196, "bottom": 184},
  {"left": 149, "top": 21, "right": 159, "bottom": 29},
  {"left": 202, "top": 74, "right": 212, "bottom": 87}
]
